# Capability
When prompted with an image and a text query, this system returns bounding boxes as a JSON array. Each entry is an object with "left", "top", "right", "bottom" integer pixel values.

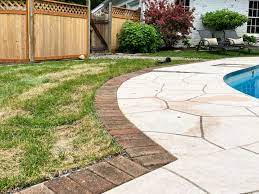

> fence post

[
  {"left": 26, "top": 0, "right": 35, "bottom": 62},
  {"left": 87, "top": 0, "right": 91, "bottom": 56},
  {"left": 108, "top": 2, "right": 112, "bottom": 53}
]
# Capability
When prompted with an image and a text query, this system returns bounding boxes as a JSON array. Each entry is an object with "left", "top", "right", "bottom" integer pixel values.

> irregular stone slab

[
  {"left": 152, "top": 72, "right": 197, "bottom": 87},
  {"left": 125, "top": 110, "right": 201, "bottom": 136},
  {"left": 121, "top": 81, "right": 162, "bottom": 89},
  {"left": 248, "top": 106, "right": 259, "bottom": 116},
  {"left": 165, "top": 148, "right": 259, "bottom": 194},
  {"left": 117, "top": 86, "right": 160, "bottom": 98},
  {"left": 145, "top": 132, "right": 222, "bottom": 158},
  {"left": 168, "top": 101, "right": 255, "bottom": 117},
  {"left": 183, "top": 73, "right": 222, "bottom": 85},
  {"left": 157, "top": 90, "right": 204, "bottom": 102},
  {"left": 191, "top": 94, "right": 259, "bottom": 107},
  {"left": 104, "top": 168, "right": 206, "bottom": 194},
  {"left": 203, "top": 117, "right": 259, "bottom": 149},
  {"left": 242, "top": 142, "right": 259, "bottom": 154},
  {"left": 124, "top": 72, "right": 159, "bottom": 82},
  {"left": 205, "top": 82, "right": 238, "bottom": 94},
  {"left": 163, "top": 82, "right": 206, "bottom": 92},
  {"left": 118, "top": 98, "right": 166, "bottom": 114}
]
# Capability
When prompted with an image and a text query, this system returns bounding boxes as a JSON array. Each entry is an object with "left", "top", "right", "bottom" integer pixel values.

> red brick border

[
  {"left": 95, "top": 68, "right": 177, "bottom": 169},
  {"left": 17, "top": 68, "right": 177, "bottom": 194}
]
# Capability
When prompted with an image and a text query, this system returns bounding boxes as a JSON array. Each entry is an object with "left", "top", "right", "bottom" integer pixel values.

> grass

[
  {"left": 148, "top": 49, "right": 259, "bottom": 59},
  {"left": 0, "top": 58, "right": 195, "bottom": 192}
]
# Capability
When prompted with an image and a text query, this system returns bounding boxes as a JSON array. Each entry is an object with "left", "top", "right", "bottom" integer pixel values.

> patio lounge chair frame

[
  {"left": 223, "top": 30, "right": 246, "bottom": 49},
  {"left": 197, "top": 29, "right": 246, "bottom": 52},
  {"left": 197, "top": 30, "right": 222, "bottom": 51}
]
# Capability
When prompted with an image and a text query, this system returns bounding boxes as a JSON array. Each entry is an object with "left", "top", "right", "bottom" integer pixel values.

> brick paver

[
  {"left": 126, "top": 145, "right": 167, "bottom": 158},
  {"left": 44, "top": 177, "right": 91, "bottom": 194},
  {"left": 69, "top": 170, "right": 115, "bottom": 193},
  {"left": 107, "top": 156, "right": 150, "bottom": 177},
  {"left": 88, "top": 162, "right": 133, "bottom": 185},
  {"left": 18, "top": 184, "right": 54, "bottom": 194}
]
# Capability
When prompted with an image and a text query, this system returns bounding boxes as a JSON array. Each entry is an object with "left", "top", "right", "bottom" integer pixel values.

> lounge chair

[
  {"left": 197, "top": 30, "right": 221, "bottom": 51},
  {"left": 224, "top": 30, "right": 245, "bottom": 49}
]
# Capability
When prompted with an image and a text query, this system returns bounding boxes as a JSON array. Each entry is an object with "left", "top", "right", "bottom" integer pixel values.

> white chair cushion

[
  {"left": 228, "top": 38, "right": 244, "bottom": 45},
  {"left": 203, "top": 38, "right": 218, "bottom": 46}
]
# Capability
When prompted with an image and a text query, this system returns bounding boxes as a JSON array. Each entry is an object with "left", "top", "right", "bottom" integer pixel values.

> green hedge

[
  {"left": 202, "top": 9, "right": 248, "bottom": 31},
  {"left": 118, "top": 22, "right": 163, "bottom": 53}
]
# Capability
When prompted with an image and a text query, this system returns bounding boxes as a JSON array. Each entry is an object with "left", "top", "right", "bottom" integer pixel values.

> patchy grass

[
  {"left": 0, "top": 58, "right": 195, "bottom": 192},
  {"left": 148, "top": 49, "right": 259, "bottom": 59}
]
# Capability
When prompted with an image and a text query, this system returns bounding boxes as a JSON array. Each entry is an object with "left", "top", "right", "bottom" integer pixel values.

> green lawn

[
  {"left": 149, "top": 49, "right": 259, "bottom": 59},
  {"left": 0, "top": 58, "right": 196, "bottom": 192}
]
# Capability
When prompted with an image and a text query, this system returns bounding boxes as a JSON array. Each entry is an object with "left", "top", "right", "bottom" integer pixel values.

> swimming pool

[{"left": 224, "top": 65, "right": 259, "bottom": 99}]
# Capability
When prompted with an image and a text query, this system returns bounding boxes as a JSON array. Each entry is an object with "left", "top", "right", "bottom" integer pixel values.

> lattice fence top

[
  {"left": 112, "top": 7, "right": 140, "bottom": 21},
  {"left": 0, "top": 0, "right": 26, "bottom": 11},
  {"left": 93, "top": 6, "right": 108, "bottom": 17},
  {"left": 35, "top": 0, "right": 88, "bottom": 18}
]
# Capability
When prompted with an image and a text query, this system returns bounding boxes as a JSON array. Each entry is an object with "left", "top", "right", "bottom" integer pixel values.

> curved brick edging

[
  {"left": 95, "top": 68, "right": 177, "bottom": 169},
  {"left": 16, "top": 68, "right": 177, "bottom": 194}
]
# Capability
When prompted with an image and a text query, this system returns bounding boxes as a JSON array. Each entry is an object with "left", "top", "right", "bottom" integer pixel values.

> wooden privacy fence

[
  {"left": 91, "top": 5, "right": 140, "bottom": 52},
  {"left": 0, "top": 0, "right": 90, "bottom": 63}
]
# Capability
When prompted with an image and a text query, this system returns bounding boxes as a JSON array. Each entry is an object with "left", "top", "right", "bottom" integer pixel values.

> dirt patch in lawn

[{"left": 0, "top": 148, "right": 22, "bottom": 179}]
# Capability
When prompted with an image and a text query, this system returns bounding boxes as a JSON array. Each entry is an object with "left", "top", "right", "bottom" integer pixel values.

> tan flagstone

[
  {"left": 118, "top": 98, "right": 167, "bottom": 114},
  {"left": 203, "top": 116, "right": 259, "bottom": 149},
  {"left": 104, "top": 168, "right": 206, "bottom": 194},
  {"left": 144, "top": 132, "right": 222, "bottom": 158},
  {"left": 165, "top": 148, "right": 259, "bottom": 194},
  {"left": 191, "top": 93, "right": 259, "bottom": 107},
  {"left": 242, "top": 142, "right": 259, "bottom": 154},
  {"left": 115, "top": 57, "right": 259, "bottom": 194},
  {"left": 248, "top": 106, "right": 259, "bottom": 116},
  {"left": 157, "top": 90, "right": 204, "bottom": 101},
  {"left": 168, "top": 101, "right": 255, "bottom": 117},
  {"left": 125, "top": 109, "right": 201, "bottom": 136}
]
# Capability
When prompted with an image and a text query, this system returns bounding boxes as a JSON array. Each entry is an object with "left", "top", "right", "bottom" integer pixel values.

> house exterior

[{"left": 96, "top": 0, "right": 258, "bottom": 46}]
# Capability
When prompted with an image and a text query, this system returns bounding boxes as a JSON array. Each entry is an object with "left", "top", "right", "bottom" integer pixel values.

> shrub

[
  {"left": 182, "top": 37, "right": 191, "bottom": 48},
  {"left": 202, "top": 9, "right": 248, "bottom": 31},
  {"left": 144, "top": 0, "right": 195, "bottom": 48},
  {"left": 243, "top": 34, "right": 257, "bottom": 44},
  {"left": 117, "top": 21, "right": 163, "bottom": 53}
]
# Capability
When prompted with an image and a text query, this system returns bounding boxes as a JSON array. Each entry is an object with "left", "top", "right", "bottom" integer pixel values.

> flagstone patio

[{"left": 106, "top": 57, "right": 259, "bottom": 194}]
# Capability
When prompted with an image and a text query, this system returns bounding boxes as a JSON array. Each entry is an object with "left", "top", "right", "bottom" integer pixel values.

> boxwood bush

[
  {"left": 243, "top": 34, "right": 257, "bottom": 44},
  {"left": 117, "top": 21, "right": 163, "bottom": 53},
  {"left": 202, "top": 9, "right": 248, "bottom": 31}
]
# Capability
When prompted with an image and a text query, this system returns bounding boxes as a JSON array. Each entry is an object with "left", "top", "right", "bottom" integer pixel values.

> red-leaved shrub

[{"left": 144, "top": 0, "right": 195, "bottom": 48}]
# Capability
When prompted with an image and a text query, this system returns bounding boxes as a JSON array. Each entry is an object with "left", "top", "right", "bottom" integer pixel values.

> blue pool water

[{"left": 224, "top": 65, "right": 259, "bottom": 99}]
